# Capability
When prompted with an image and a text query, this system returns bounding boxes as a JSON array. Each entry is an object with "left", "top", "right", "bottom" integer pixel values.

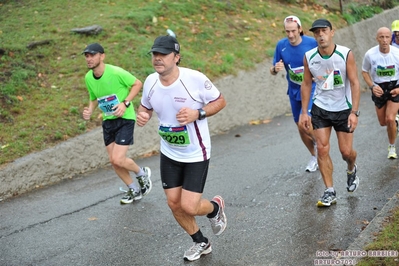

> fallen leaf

[{"left": 249, "top": 120, "right": 261, "bottom": 125}]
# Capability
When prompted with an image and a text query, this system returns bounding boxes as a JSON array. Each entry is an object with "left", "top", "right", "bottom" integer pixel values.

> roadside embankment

[{"left": 1, "top": 7, "right": 398, "bottom": 200}]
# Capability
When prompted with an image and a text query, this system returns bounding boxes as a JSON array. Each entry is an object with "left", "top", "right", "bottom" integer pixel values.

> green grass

[
  {"left": 0, "top": 0, "right": 353, "bottom": 166},
  {"left": 0, "top": 1, "right": 395, "bottom": 163},
  {"left": 356, "top": 205, "right": 399, "bottom": 266}
]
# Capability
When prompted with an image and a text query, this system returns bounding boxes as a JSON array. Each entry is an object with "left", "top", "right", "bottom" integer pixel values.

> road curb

[{"left": 346, "top": 190, "right": 399, "bottom": 259}]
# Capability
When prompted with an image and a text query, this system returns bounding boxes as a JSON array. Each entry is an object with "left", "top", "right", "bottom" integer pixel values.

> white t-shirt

[
  {"left": 362, "top": 45, "right": 399, "bottom": 84},
  {"left": 141, "top": 67, "right": 221, "bottom": 163}
]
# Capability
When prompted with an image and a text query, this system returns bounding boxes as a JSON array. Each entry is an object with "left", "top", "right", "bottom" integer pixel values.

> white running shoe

[
  {"left": 305, "top": 156, "right": 318, "bottom": 172},
  {"left": 388, "top": 145, "right": 398, "bottom": 159},
  {"left": 183, "top": 242, "right": 212, "bottom": 261},
  {"left": 120, "top": 188, "right": 142, "bottom": 204},
  {"left": 209, "top": 195, "right": 227, "bottom": 235},
  {"left": 137, "top": 167, "right": 152, "bottom": 196}
]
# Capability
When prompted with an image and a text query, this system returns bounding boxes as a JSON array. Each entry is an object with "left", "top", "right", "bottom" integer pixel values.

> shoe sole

[
  {"left": 183, "top": 245, "right": 212, "bottom": 261},
  {"left": 347, "top": 176, "right": 360, "bottom": 193},
  {"left": 388, "top": 155, "right": 398, "bottom": 159},
  {"left": 306, "top": 165, "right": 318, "bottom": 172},
  {"left": 141, "top": 167, "right": 153, "bottom": 196},
  {"left": 316, "top": 199, "right": 337, "bottom": 207},
  {"left": 212, "top": 195, "right": 227, "bottom": 235},
  {"left": 120, "top": 195, "right": 142, "bottom": 204}
]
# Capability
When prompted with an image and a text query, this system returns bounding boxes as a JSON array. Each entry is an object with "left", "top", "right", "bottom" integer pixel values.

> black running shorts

[
  {"left": 160, "top": 153, "right": 209, "bottom": 193},
  {"left": 102, "top": 118, "right": 135, "bottom": 146},
  {"left": 372, "top": 81, "right": 399, "bottom": 109},
  {"left": 311, "top": 104, "right": 352, "bottom": 133}
]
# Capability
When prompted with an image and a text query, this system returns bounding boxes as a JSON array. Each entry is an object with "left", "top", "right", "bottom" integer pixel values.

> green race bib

[{"left": 159, "top": 125, "right": 190, "bottom": 148}]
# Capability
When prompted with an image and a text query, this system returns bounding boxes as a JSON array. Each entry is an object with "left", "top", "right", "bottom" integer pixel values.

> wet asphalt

[{"left": 1, "top": 91, "right": 398, "bottom": 266}]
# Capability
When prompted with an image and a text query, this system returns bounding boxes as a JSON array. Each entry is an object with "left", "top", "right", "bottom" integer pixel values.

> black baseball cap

[
  {"left": 309, "top": 19, "right": 333, "bottom": 32},
  {"left": 82, "top": 43, "right": 104, "bottom": 54},
  {"left": 149, "top": 35, "right": 180, "bottom": 54}
]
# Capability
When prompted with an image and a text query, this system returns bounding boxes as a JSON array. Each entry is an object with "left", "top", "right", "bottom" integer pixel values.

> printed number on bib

[
  {"left": 288, "top": 65, "right": 305, "bottom": 85},
  {"left": 159, "top": 125, "right": 190, "bottom": 148},
  {"left": 322, "top": 70, "right": 344, "bottom": 90},
  {"left": 376, "top": 65, "right": 395, "bottom": 77},
  {"left": 98, "top": 94, "right": 120, "bottom": 116}
]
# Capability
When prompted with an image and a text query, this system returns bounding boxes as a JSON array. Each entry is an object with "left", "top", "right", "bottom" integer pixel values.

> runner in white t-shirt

[
  {"left": 136, "top": 35, "right": 227, "bottom": 262},
  {"left": 362, "top": 27, "right": 399, "bottom": 159}
]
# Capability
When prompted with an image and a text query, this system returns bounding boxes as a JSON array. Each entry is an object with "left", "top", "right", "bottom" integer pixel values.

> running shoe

[
  {"left": 387, "top": 145, "right": 398, "bottom": 159},
  {"left": 120, "top": 188, "right": 142, "bottom": 204},
  {"left": 346, "top": 164, "right": 359, "bottom": 192},
  {"left": 209, "top": 195, "right": 227, "bottom": 235},
  {"left": 183, "top": 242, "right": 212, "bottom": 261},
  {"left": 137, "top": 167, "right": 152, "bottom": 196},
  {"left": 316, "top": 190, "right": 337, "bottom": 207},
  {"left": 305, "top": 156, "right": 318, "bottom": 172}
]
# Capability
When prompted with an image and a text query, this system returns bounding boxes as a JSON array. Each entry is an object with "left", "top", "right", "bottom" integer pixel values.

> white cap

[{"left": 284, "top": 15, "right": 302, "bottom": 27}]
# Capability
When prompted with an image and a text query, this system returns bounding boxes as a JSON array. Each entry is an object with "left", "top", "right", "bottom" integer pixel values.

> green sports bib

[{"left": 159, "top": 125, "right": 190, "bottom": 148}]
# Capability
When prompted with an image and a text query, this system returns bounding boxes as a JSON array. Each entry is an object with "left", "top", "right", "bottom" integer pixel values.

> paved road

[{"left": 1, "top": 92, "right": 398, "bottom": 266}]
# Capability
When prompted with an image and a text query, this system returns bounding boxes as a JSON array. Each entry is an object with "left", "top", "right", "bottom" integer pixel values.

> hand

[
  {"left": 274, "top": 59, "right": 284, "bottom": 73},
  {"left": 136, "top": 112, "right": 150, "bottom": 127},
  {"left": 347, "top": 114, "right": 358, "bottom": 133},
  {"left": 82, "top": 107, "right": 92, "bottom": 120},
  {"left": 390, "top": 88, "right": 399, "bottom": 97},
  {"left": 372, "top": 85, "right": 383, "bottom": 97},
  {"left": 299, "top": 113, "right": 311, "bottom": 131},
  {"left": 112, "top": 103, "right": 126, "bottom": 117},
  {"left": 176, "top": 107, "right": 197, "bottom": 125}
]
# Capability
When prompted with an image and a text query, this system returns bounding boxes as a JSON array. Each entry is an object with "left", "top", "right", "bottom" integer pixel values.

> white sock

[
  {"left": 136, "top": 167, "right": 144, "bottom": 177},
  {"left": 128, "top": 182, "right": 140, "bottom": 192}
]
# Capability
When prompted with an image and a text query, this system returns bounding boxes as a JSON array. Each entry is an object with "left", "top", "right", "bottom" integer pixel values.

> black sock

[
  {"left": 206, "top": 201, "right": 219, "bottom": 218},
  {"left": 190, "top": 229, "right": 208, "bottom": 244}
]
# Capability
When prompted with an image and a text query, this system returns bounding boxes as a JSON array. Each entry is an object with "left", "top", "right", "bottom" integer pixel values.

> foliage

[
  {"left": 0, "top": 0, "right": 353, "bottom": 165},
  {"left": 356, "top": 206, "right": 399, "bottom": 266},
  {"left": 343, "top": 3, "right": 384, "bottom": 25}
]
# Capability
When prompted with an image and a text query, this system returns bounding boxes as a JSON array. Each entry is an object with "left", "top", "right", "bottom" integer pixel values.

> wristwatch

[
  {"left": 351, "top": 110, "right": 360, "bottom": 117},
  {"left": 124, "top": 100, "right": 131, "bottom": 108},
  {"left": 198, "top": 108, "right": 206, "bottom": 120},
  {"left": 369, "top": 84, "right": 375, "bottom": 90}
]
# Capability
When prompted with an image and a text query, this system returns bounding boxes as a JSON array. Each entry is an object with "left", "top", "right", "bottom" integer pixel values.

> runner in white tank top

[{"left": 299, "top": 19, "right": 360, "bottom": 207}]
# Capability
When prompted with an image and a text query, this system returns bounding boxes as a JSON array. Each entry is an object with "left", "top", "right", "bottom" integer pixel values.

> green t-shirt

[{"left": 85, "top": 64, "right": 136, "bottom": 121}]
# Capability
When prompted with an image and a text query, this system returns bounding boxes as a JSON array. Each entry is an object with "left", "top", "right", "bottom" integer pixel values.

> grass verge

[{"left": 0, "top": 0, "right": 352, "bottom": 165}]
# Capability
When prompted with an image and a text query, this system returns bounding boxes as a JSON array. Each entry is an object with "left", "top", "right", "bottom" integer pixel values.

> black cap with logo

[
  {"left": 149, "top": 36, "right": 180, "bottom": 54},
  {"left": 309, "top": 19, "right": 333, "bottom": 32},
  {"left": 82, "top": 43, "right": 105, "bottom": 54}
]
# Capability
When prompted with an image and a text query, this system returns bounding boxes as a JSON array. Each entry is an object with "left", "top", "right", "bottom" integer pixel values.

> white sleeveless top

[{"left": 305, "top": 44, "right": 352, "bottom": 111}]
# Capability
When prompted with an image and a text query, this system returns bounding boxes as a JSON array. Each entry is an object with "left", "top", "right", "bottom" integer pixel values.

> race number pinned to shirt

[
  {"left": 159, "top": 125, "right": 190, "bottom": 148},
  {"left": 98, "top": 94, "right": 120, "bottom": 116},
  {"left": 288, "top": 65, "right": 305, "bottom": 85},
  {"left": 376, "top": 65, "right": 395, "bottom": 77},
  {"left": 322, "top": 70, "right": 344, "bottom": 90}
]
